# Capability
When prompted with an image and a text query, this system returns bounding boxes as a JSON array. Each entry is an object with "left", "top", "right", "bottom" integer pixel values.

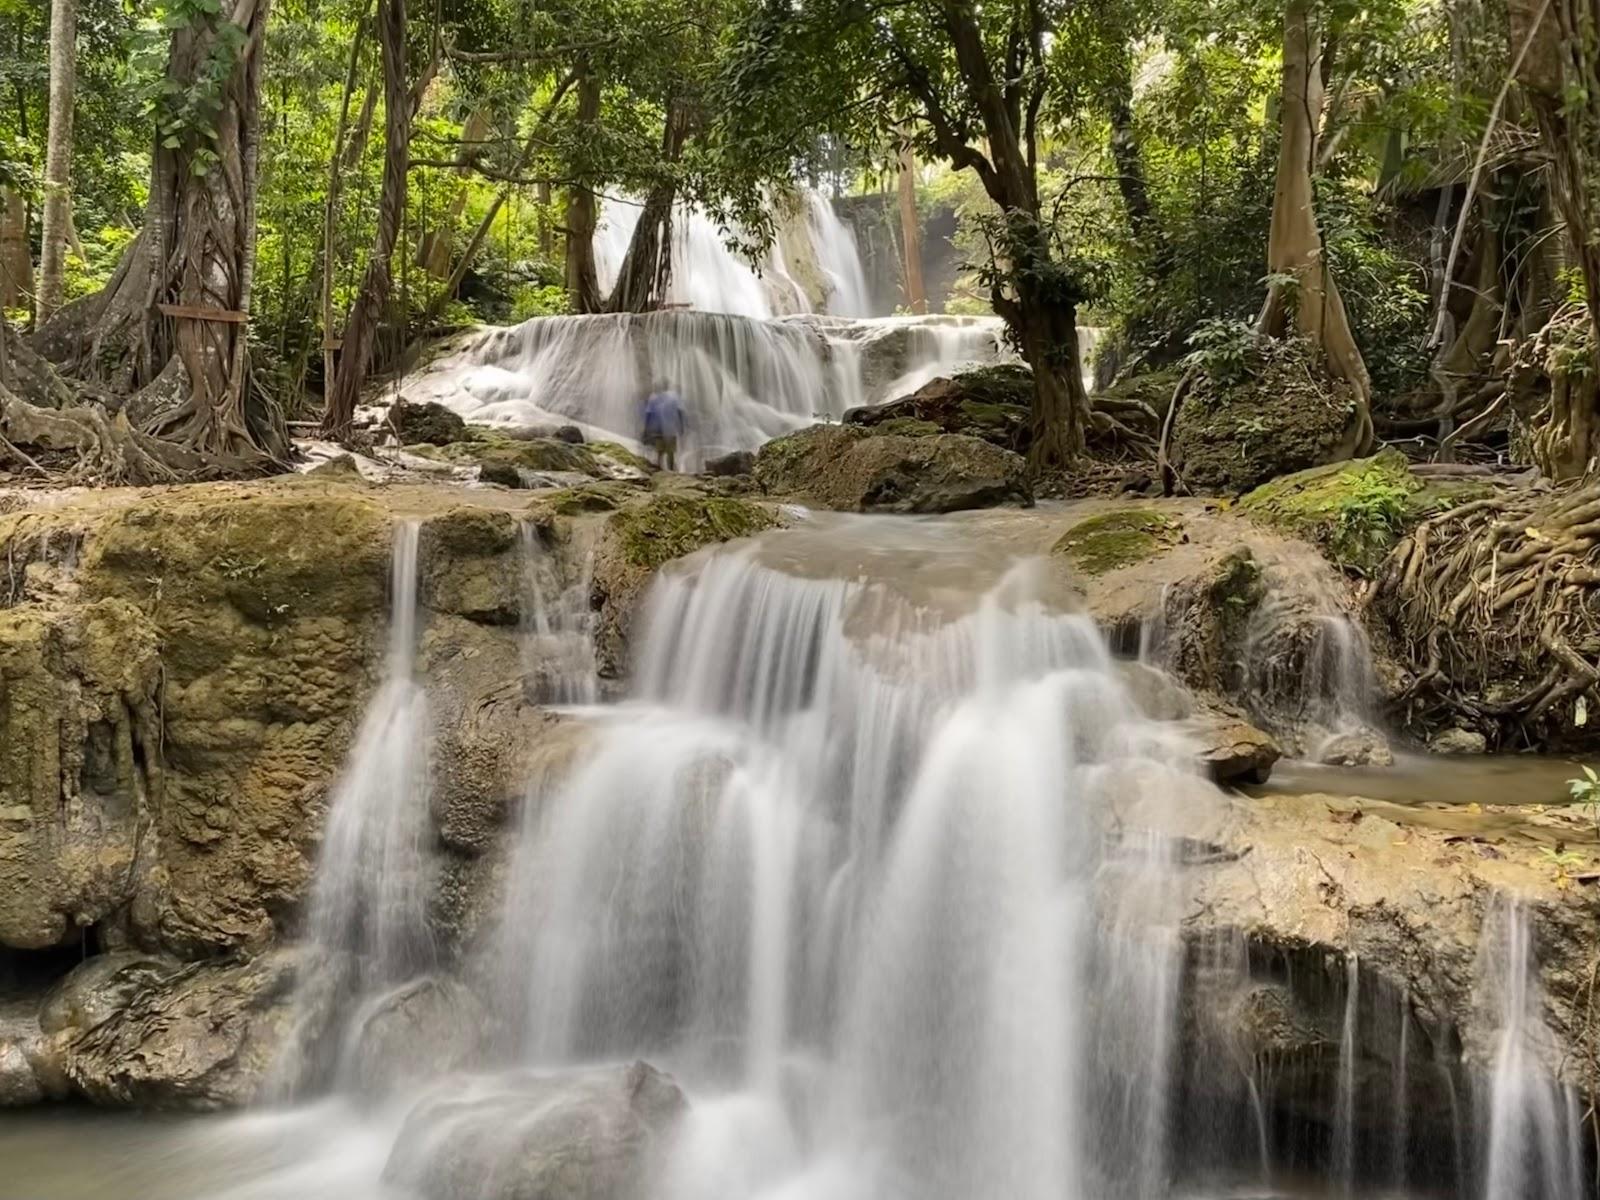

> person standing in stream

[{"left": 641, "top": 382, "right": 687, "bottom": 472}]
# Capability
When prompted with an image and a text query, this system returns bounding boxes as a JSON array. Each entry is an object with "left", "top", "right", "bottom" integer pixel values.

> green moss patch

[
  {"left": 1054, "top": 509, "right": 1184, "bottom": 575},
  {"left": 609, "top": 494, "right": 778, "bottom": 570},
  {"left": 1238, "top": 448, "right": 1487, "bottom": 571}
]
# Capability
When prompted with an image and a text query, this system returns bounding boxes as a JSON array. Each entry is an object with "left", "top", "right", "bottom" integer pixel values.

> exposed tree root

[{"left": 1372, "top": 480, "right": 1600, "bottom": 744}]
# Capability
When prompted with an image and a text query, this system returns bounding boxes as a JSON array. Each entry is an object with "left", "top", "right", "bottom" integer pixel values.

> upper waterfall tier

[
  {"left": 395, "top": 311, "right": 1009, "bottom": 468},
  {"left": 592, "top": 190, "right": 872, "bottom": 319}
]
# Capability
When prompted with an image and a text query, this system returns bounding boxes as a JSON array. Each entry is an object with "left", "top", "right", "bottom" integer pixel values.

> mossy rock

[
  {"left": 416, "top": 437, "right": 649, "bottom": 487},
  {"left": 877, "top": 417, "right": 944, "bottom": 438},
  {"left": 608, "top": 494, "right": 778, "bottom": 571},
  {"left": 390, "top": 400, "right": 468, "bottom": 446},
  {"left": 589, "top": 493, "right": 780, "bottom": 678},
  {"left": 533, "top": 482, "right": 636, "bottom": 516},
  {"left": 1170, "top": 341, "right": 1362, "bottom": 495},
  {"left": 755, "top": 424, "right": 1031, "bottom": 513},
  {"left": 1053, "top": 509, "right": 1184, "bottom": 576},
  {"left": 1239, "top": 448, "right": 1491, "bottom": 572},
  {"left": 845, "top": 364, "right": 1032, "bottom": 452}
]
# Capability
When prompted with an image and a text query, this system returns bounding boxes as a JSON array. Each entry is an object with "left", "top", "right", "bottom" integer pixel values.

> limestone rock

[
  {"left": 590, "top": 492, "right": 778, "bottom": 678},
  {"left": 1430, "top": 727, "right": 1488, "bottom": 756},
  {"left": 1188, "top": 714, "right": 1281, "bottom": 785},
  {"left": 53, "top": 949, "right": 311, "bottom": 1109},
  {"left": 345, "top": 976, "right": 488, "bottom": 1096},
  {"left": 704, "top": 449, "right": 755, "bottom": 477},
  {"left": 383, "top": 1062, "right": 688, "bottom": 1200},
  {"left": 844, "top": 365, "right": 1033, "bottom": 453},
  {"left": 1114, "top": 660, "right": 1195, "bottom": 721},
  {"left": 1317, "top": 730, "right": 1394, "bottom": 767},
  {"left": 0, "top": 598, "right": 160, "bottom": 950},
  {"left": 0, "top": 1036, "right": 43, "bottom": 1106},
  {"left": 391, "top": 400, "right": 469, "bottom": 447},
  {"left": 755, "top": 424, "right": 1030, "bottom": 514}
]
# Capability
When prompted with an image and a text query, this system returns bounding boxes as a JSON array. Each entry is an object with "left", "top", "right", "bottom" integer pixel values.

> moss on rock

[
  {"left": 756, "top": 424, "right": 1031, "bottom": 513},
  {"left": 1054, "top": 509, "right": 1184, "bottom": 576},
  {"left": 1240, "top": 449, "right": 1492, "bottom": 572},
  {"left": 412, "top": 435, "right": 650, "bottom": 487},
  {"left": 590, "top": 492, "right": 779, "bottom": 678}
]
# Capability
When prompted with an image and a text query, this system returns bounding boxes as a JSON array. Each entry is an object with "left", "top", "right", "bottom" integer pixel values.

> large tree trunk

[
  {"left": 564, "top": 68, "right": 603, "bottom": 314},
  {"left": 319, "top": 12, "right": 371, "bottom": 410},
  {"left": 935, "top": 0, "right": 1089, "bottom": 464},
  {"left": 322, "top": 0, "right": 408, "bottom": 439},
  {"left": 604, "top": 101, "right": 691, "bottom": 314},
  {"left": 418, "top": 109, "right": 489, "bottom": 278},
  {"left": 34, "top": 0, "right": 282, "bottom": 463},
  {"left": 1258, "top": 0, "right": 1373, "bottom": 453},
  {"left": 897, "top": 143, "right": 926, "bottom": 314},
  {"left": 1512, "top": 0, "right": 1600, "bottom": 477},
  {"left": 0, "top": 187, "right": 31, "bottom": 314},
  {"left": 38, "top": 0, "right": 76, "bottom": 323}
]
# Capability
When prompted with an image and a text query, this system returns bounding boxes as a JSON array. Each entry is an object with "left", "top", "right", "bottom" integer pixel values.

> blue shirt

[{"left": 644, "top": 391, "right": 685, "bottom": 438}]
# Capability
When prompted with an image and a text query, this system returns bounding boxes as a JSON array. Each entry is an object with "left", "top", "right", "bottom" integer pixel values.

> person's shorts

[{"left": 655, "top": 436, "right": 678, "bottom": 456}]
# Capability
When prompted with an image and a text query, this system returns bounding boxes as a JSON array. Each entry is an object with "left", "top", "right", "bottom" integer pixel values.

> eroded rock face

[
  {"left": 755, "top": 424, "right": 1031, "bottom": 513},
  {"left": 45, "top": 948, "right": 323, "bottom": 1109},
  {"left": 382, "top": 1061, "right": 688, "bottom": 1200},
  {"left": 344, "top": 976, "right": 488, "bottom": 1096}
]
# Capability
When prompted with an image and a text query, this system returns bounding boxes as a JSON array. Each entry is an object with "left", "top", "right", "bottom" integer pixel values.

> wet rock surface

[
  {"left": 755, "top": 423, "right": 1031, "bottom": 513},
  {"left": 382, "top": 1061, "right": 687, "bottom": 1200}
]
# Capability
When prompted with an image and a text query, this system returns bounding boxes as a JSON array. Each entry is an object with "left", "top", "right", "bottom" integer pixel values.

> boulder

[
  {"left": 1430, "top": 727, "right": 1488, "bottom": 756},
  {"left": 1114, "top": 660, "right": 1195, "bottom": 721},
  {"left": 844, "top": 365, "right": 1033, "bottom": 453},
  {"left": 382, "top": 1061, "right": 688, "bottom": 1200},
  {"left": 1053, "top": 510, "right": 1183, "bottom": 576},
  {"left": 704, "top": 450, "right": 755, "bottom": 478},
  {"left": 590, "top": 493, "right": 779, "bottom": 679},
  {"left": 391, "top": 400, "right": 469, "bottom": 447},
  {"left": 51, "top": 949, "right": 313, "bottom": 1109},
  {"left": 755, "top": 424, "right": 1030, "bottom": 514},
  {"left": 343, "top": 976, "right": 488, "bottom": 1096},
  {"left": 0, "top": 1036, "right": 43, "bottom": 1106},
  {"left": 1317, "top": 730, "right": 1394, "bottom": 767},
  {"left": 1188, "top": 714, "right": 1281, "bottom": 785}
]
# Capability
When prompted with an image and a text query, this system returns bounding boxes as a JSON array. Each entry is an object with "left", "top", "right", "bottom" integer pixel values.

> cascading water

[
  {"left": 302, "top": 520, "right": 434, "bottom": 987},
  {"left": 397, "top": 310, "right": 1010, "bottom": 468},
  {"left": 490, "top": 517, "right": 1213, "bottom": 1200},
  {"left": 1477, "top": 898, "right": 1587, "bottom": 1200},
  {"left": 518, "top": 522, "right": 598, "bottom": 705}
]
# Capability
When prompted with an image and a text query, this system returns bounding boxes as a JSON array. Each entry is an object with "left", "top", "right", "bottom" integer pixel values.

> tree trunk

[
  {"left": 564, "top": 67, "right": 603, "bottom": 314},
  {"left": 1259, "top": 0, "right": 1373, "bottom": 453},
  {"left": 897, "top": 143, "right": 926, "bottom": 314},
  {"left": 605, "top": 101, "right": 691, "bottom": 313},
  {"left": 0, "top": 187, "right": 31, "bottom": 314},
  {"left": 1511, "top": 0, "right": 1600, "bottom": 477},
  {"left": 319, "top": 9, "right": 370, "bottom": 409},
  {"left": 322, "top": 0, "right": 408, "bottom": 439},
  {"left": 38, "top": 0, "right": 76, "bottom": 323},
  {"left": 537, "top": 180, "right": 553, "bottom": 257},
  {"left": 418, "top": 109, "right": 489, "bottom": 278}
]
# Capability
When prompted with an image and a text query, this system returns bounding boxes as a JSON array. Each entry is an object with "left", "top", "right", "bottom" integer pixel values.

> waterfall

[
  {"left": 1333, "top": 954, "right": 1359, "bottom": 1194},
  {"left": 301, "top": 520, "right": 434, "bottom": 985},
  {"left": 802, "top": 191, "right": 871, "bottom": 318},
  {"left": 517, "top": 523, "right": 597, "bottom": 705},
  {"left": 1478, "top": 899, "right": 1587, "bottom": 1200},
  {"left": 489, "top": 517, "right": 1209, "bottom": 1199},
  {"left": 398, "top": 311, "right": 1009, "bottom": 469}
]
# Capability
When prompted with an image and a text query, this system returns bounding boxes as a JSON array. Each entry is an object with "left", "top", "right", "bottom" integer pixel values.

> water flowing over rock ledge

[{"left": 0, "top": 476, "right": 1594, "bottom": 1199}]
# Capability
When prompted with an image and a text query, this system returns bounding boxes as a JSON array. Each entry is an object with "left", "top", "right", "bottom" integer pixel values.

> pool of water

[
  {"left": 1261, "top": 752, "right": 1592, "bottom": 809},
  {"left": 0, "top": 1104, "right": 1444, "bottom": 1200}
]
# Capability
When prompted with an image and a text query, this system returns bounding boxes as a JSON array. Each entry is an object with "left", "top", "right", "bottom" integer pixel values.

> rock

[
  {"left": 0, "top": 598, "right": 161, "bottom": 950},
  {"left": 382, "top": 1061, "right": 688, "bottom": 1200},
  {"left": 413, "top": 438, "right": 651, "bottom": 488},
  {"left": 1114, "top": 660, "right": 1195, "bottom": 721},
  {"left": 0, "top": 1037, "right": 43, "bottom": 1106},
  {"left": 844, "top": 364, "right": 1033, "bottom": 452},
  {"left": 1431, "top": 727, "right": 1488, "bottom": 756},
  {"left": 391, "top": 400, "right": 468, "bottom": 447},
  {"left": 52, "top": 949, "right": 315, "bottom": 1109},
  {"left": 755, "top": 424, "right": 1030, "bottom": 514},
  {"left": 1317, "top": 730, "right": 1394, "bottom": 767},
  {"left": 704, "top": 449, "right": 755, "bottom": 477},
  {"left": 1053, "top": 510, "right": 1184, "bottom": 576},
  {"left": 308, "top": 452, "right": 363, "bottom": 478},
  {"left": 590, "top": 493, "right": 779, "bottom": 679},
  {"left": 345, "top": 977, "right": 488, "bottom": 1096},
  {"left": 554, "top": 425, "right": 586, "bottom": 445},
  {"left": 1169, "top": 337, "right": 1367, "bottom": 495},
  {"left": 1188, "top": 714, "right": 1281, "bottom": 785}
]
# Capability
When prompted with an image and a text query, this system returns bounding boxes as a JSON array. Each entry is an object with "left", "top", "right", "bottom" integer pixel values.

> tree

[
  {"left": 897, "top": 141, "right": 927, "bottom": 314},
  {"left": 1511, "top": 0, "right": 1600, "bottom": 478},
  {"left": 37, "top": 0, "right": 286, "bottom": 465},
  {"left": 37, "top": 0, "right": 76, "bottom": 322},
  {"left": 718, "top": 0, "right": 1139, "bottom": 464},
  {"left": 322, "top": 0, "right": 410, "bottom": 438},
  {"left": 1256, "top": 0, "right": 1373, "bottom": 457}
]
